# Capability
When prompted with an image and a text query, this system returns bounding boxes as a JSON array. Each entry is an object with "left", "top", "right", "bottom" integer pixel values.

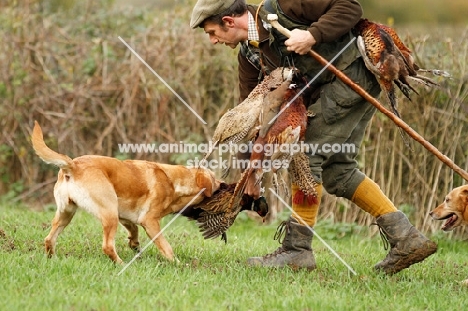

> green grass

[{"left": 1, "top": 204, "right": 467, "bottom": 311}]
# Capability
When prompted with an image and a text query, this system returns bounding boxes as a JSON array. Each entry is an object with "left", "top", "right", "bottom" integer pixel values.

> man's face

[{"left": 203, "top": 20, "right": 245, "bottom": 49}]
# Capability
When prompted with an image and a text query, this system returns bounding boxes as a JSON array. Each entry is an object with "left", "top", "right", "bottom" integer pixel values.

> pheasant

[
  {"left": 179, "top": 182, "right": 269, "bottom": 242},
  {"left": 234, "top": 77, "right": 319, "bottom": 207},
  {"left": 202, "top": 67, "right": 295, "bottom": 176},
  {"left": 183, "top": 72, "right": 319, "bottom": 239},
  {"left": 258, "top": 79, "right": 318, "bottom": 204},
  {"left": 353, "top": 18, "right": 449, "bottom": 117}
]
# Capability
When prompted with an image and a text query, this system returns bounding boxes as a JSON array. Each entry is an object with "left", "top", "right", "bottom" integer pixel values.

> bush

[{"left": 0, "top": 0, "right": 238, "bottom": 201}]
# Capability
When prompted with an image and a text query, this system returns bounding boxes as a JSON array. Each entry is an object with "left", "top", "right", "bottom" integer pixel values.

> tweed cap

[{"left": 190, "top": 0, "right": 236, "bottom": 28}]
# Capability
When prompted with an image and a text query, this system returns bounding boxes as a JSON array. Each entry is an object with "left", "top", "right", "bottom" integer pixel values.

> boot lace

[
  {"left": 273, "top": 220, "right": 290, "bottom": 244},
  {"left": 262, "top": 221, "right": 291, "bottom": 258},
  {"left": 372, "top": 222, "right": 390, "bottom": 251}
]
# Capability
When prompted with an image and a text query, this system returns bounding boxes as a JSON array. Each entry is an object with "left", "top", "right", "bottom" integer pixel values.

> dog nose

[{"left": 429, "top": 211, "right": 433, "bottom": 216}]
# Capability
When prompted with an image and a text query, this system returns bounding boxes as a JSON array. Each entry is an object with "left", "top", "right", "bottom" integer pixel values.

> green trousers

[{"left": 305, "top": 57, "right": 382, "bottom": 200}]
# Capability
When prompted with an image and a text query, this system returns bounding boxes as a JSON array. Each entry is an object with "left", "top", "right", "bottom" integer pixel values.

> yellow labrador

[
  {"left": 430, "top": 185, "right": 468, "bottom": 285},
  {"left": 31, "top": 121, "right": 220, "bottom": 263},
  {"left": 430, "top": 185, "right": 468, "bottom": 231}
]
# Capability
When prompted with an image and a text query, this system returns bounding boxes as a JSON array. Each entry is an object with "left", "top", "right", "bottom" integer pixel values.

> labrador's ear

[
  {"left": 460, "top": 188, "right": 468, "bottom": 206},
  {"left": 196, "top": 170, "right": 213, "bottom": 197},
  {"left": 462, "top": 188, "right": 468, "bottom": 215},
  {"left": 461, "top": 188, "right": 468, "bottom": 198}
]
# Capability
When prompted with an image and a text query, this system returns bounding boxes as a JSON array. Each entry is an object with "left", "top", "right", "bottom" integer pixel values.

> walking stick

[{"left": 267, "top": 14, "right": 468, "bottom": 182}]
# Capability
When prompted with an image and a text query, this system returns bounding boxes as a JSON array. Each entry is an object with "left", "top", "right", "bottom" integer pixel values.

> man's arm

[{"left": 279, "top": 0, "right": 363, "bottom": 45}]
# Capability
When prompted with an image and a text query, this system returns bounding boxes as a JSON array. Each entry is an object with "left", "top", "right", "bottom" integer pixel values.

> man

[{"left": 190, "top": 0, "right": 437, "bottom": 274}]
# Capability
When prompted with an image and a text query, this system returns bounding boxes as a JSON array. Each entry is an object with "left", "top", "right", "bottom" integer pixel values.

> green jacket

[{"left": 238, "top": 0, "right": 363, "bottom": 101}]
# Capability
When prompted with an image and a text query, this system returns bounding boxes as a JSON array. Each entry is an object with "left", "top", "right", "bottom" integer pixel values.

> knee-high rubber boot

[
  {"left": 246, "top": 217, "right": 316, "bottom": 270},
  {"left": 374, "top": 211, "right": 437, "bottom": 274}
]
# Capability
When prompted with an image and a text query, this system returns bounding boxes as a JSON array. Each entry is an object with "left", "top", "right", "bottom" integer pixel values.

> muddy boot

[
  {"left": 374, "top": 211, "right": 437, "bottom": 275},
  {"left": 247, "top": 217, "right": 316, "bottom": 270}
]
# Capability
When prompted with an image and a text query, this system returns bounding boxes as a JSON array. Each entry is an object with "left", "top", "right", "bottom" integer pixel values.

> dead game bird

[
  {"left": 232, "top": 78, "right": 319, "bottom": 209},
  {"left": 202, "top": 67, "right": 295, "bottom": 176},
  {"left": 179, "top": 182, "right": 269, "bottom": 243},
  {"left": 353, "top": 18, "right": 449, "bottom": 117}
]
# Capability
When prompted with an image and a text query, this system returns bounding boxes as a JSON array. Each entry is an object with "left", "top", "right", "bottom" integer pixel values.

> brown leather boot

[
  {"left": 247, "top": 217, "right": 316, "bottom": 270},
  {"left": 374, "top": 211, "right": 437, "bottom": 275}
]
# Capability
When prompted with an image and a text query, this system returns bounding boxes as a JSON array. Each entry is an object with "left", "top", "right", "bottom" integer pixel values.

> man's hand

[{"left": 284, "top": 29, "right": 316, "bottom": 55}]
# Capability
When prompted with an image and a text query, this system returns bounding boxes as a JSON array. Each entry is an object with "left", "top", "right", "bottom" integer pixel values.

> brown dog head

[
  {"left": 195, "top": 168, "right": 221, "bottom": 198},
  {"left": 430, "top": 185, "right": 468, "bottom": 231}
]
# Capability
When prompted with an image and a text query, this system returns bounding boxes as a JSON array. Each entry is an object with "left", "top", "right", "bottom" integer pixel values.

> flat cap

[{"left": 190, "top": 0, "right": 236, "bottom": 28}]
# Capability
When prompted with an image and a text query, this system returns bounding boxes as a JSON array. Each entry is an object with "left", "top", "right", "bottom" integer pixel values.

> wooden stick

[{"left": 267, "top": 14, "right": 468, "bottom": 182}]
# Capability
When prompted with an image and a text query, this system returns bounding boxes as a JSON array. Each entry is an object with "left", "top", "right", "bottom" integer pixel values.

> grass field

[
  {"left": 1, "top": 2, "right": 468, "bottom": 310},
  {"left": 1, "top": 204, "right": 467, "bottom": 311}
]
